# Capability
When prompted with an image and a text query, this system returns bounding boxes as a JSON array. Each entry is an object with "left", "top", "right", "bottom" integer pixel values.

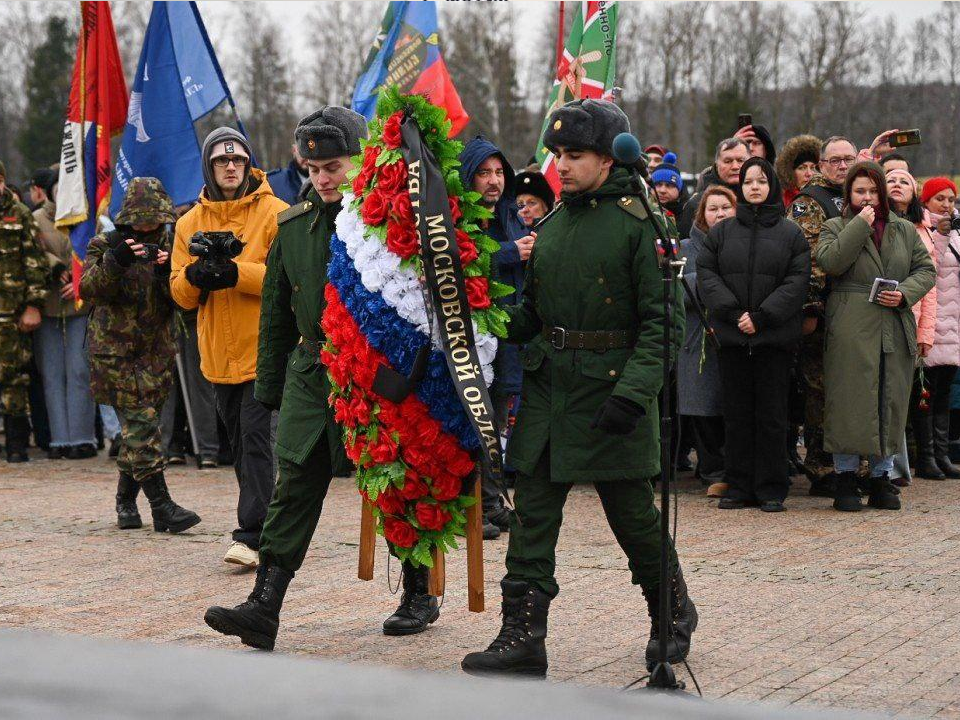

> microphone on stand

[{"left": 611, "top": 132, "right": 651, "bottom": 182}]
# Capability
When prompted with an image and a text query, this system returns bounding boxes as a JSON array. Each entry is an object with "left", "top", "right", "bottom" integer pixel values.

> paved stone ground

[{"left": 2, "top": 451, "right": 959, "bottom": 718}]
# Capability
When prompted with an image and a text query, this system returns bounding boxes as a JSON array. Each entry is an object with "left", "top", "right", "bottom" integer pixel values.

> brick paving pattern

[{"left": 2, "top": 452, "right": 959, "bottom": 717}]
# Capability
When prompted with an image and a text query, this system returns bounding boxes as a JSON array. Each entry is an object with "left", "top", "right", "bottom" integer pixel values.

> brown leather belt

[{"left": 541, "top": 326, "right": 635, "bottom": 351}]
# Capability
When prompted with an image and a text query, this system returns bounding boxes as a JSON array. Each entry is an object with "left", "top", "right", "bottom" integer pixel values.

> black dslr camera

[{"left": 188, "top": 231, "right": 245, "bottom": 261}]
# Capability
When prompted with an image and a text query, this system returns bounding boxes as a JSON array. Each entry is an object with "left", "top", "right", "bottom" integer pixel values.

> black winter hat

[
  {"left": 30, "top": 168, "right": 57, "bottom": 197},
  {"left": 295, "top": 106, "right": 368, "bottom": 161},
  {"left": 542, "top": 99, "right": 630, "bottom": 157},
  {"left": 514, "top": 170, "right": 555, "bottom": 211}
]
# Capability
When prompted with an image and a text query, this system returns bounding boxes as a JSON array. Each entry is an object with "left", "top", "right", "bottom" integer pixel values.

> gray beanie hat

[
  {"left": 295, "top": 106, "right": 368, "bottom": 161},
  {"left": 542, "top": 99, "right": 630, "bottom": 157}
]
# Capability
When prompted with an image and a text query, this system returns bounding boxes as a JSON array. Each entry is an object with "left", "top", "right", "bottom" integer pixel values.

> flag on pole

[
  {"left": 352, "top": 1, "right": 469, "bottom": 136},
  {"left": 534, "top": 1, "right": 618, "bottom": 193},
  {"left": 55, "top": 1, "right": 128, "bottom": 268},
  {"left": 110, "top": 2, "right": 247, "bottom": 215}
]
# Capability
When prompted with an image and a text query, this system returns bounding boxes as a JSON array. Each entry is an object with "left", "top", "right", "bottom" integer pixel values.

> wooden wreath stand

[{"left": 357, "top": 471, "right": 484, "bottom": 612}]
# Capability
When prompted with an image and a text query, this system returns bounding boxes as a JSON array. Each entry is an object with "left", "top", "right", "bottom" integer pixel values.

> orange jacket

[{"left": 170, "top": 169, "right": 289, "bottom": 384}]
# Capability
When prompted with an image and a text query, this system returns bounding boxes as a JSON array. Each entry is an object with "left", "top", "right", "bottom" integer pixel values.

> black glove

[
  {"left": 185, "top": 261, "right": 238, "bottom": 290},
  {"left": 108, "top": 241, "right": 137, "bottom": 268},
  {"left": 590, "top": 395, "right": 644, "bottom": 436}
]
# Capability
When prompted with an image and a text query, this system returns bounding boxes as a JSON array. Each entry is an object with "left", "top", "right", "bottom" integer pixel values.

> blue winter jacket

[
  {"left": 266, "top": 160, "right": 308, "bottom": 206},
  {"left": 458, "top": 136, "right": 527, "bottom": 394}
]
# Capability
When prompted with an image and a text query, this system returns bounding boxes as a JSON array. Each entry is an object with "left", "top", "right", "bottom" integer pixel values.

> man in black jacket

[{"left": 678, "top": 138, "right": 749, "bottom": 239}]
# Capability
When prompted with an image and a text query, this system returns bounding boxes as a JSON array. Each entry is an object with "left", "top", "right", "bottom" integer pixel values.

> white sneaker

[{"left": 223, "top": 541, "right": 259, "bottom": 568}]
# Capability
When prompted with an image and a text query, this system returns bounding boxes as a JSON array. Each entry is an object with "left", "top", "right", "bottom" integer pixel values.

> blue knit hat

[{"left": 650, "top": 152, "right": 683, "bottom": 192}]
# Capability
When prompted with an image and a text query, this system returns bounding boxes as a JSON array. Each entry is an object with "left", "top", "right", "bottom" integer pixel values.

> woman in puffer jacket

[
  {"left": 886, "top": 168, "right": 938, "bottom": 484},
  {"left": 916, "top": 177, "right": 960, "bottom": 480},
  {"left": 697, "top": 157, "right": 811, "bottom": 512}
]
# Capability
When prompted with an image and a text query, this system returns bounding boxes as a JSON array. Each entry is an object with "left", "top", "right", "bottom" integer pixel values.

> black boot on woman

[
  {"left": 932, "top": 412, "right": 960, "bottom": 478},
  {"left": 868, "top": 474, "right": 902, "bottom": 510},
  {"left": 833, "top": 472, "right": 863, "bottom": 512}
]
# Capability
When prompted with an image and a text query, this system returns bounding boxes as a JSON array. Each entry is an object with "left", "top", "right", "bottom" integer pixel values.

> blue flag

[{"left": 110, "top": 2, "right": 242, "bottom": 214}]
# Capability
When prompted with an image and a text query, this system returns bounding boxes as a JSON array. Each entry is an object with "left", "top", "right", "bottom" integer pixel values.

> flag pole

[
  {"left": 555, "top": 2, "right": 566, "bottom": 73},
  {"left": 188, "top": 1, "right": 258, "bottom": 167}
]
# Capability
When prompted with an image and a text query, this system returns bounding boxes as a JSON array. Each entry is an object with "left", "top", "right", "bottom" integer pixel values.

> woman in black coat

[{"left": 696, "top": 157, "right": 811, "bottom": 512}]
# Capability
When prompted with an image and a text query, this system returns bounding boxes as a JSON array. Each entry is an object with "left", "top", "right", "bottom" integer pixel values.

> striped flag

[
  {"left": 534, "top": 1, "right": 618, "bottom": 193},
  {"left": 55, "top": 1, "right": 128, "bottom": 281}
]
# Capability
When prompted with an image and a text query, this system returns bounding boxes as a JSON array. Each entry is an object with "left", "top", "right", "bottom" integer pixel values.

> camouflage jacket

[
  {"left": 786, "top": 173, "right": 843, "bottom": 314},
  {"left": 0, "top": 187, "right": 49, "bottom": 319},
  {"left": 80, "top": 228, "right": 176, "bottom": 407},
  {"left": 79, "top": 178, "right": 178, "bottom": 407}
]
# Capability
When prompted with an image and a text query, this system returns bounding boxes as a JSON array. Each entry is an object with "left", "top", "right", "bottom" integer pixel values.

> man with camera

[
  {"left": 170, "top": 128, "right": 288, "bottom": 568},
  {"left": 81, "top": 177, "right": 200, "bottom": 533}
]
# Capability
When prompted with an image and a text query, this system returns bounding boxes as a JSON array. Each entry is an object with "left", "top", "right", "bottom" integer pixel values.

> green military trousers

[
  {"left": 504, "top": 448, "right": 677, "bottom": 598},
  {"left": 114, "top": 405, "right": 166, "bottom": 482},
  {"left": 258, "top": 432, "right": 334, "bottom": 573}
]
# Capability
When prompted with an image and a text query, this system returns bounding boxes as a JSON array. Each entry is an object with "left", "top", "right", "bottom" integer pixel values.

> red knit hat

[{"left": 920, "top": 176, "right": 958, "bottom": 204}]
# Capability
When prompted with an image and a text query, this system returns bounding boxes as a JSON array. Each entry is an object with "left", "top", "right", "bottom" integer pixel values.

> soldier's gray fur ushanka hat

[
  {"left": 542, "top": 99, "right": 630, "bottom": 157},
  {"left": 295, "top": 106, "right": 368, "bottom": 161}
]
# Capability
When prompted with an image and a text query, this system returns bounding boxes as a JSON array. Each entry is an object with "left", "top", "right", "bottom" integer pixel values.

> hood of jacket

[
  {"left": 735, "top": 156, "right": 784, "bottom": 226},
  {"left": 458, "top": 135, "right": 524, "bottom": 242},
  {"left": 775, "top": 134, "right": 821, "bottom": 191},
  {"left": 751, "top": 124, "right": 777, "bottom": 166},
  {"left": 201, "top": 126, "right": 254, "bottom": 202}
]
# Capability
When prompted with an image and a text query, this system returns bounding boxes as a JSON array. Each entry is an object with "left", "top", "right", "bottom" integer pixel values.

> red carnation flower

[
  {"left": 369, "top": 430, "right": 399, "bottom": 464},
  {"left": 391, "top": 191, "right": 414, "bottom": 226},
  {"left": 448, "top": 196, "right": 462, "bottom": 223},
  {"left": 333, "top": 397, "right": 352, "bottom": 426},
  {"left": 384, "top": 517, "right": 419, "bottom": 548},
  {"left": 399, "top": 470, "right": 430, "bottom": 501},
  {"left": 455, "top": 230, "right": 479, "bottom": 266},
  {"left": 386, "top": 219, "right": 420, "bottom": 259},
  {"left": 376, "top": 487, "right": 407, "bottom": 516},
  {"left": 464, "top": 276, "right": 492, "bottom": 309},
  {"left": 415, "top": 501, "right": 452, "bottom": 532},
  {"left": 383, "top": 111, "right": 404, "bottom": 149},
  {"left": 361, "top": 189, "right": 390, "bottom": 226},
  {"left": 430, "top": 471, "right": 462, "bottom": 501},
  {"left": 349, "top": 393, "right": 373, "bottom": 426},
  {"left": 378, "top": 161, "right": 408, "bottom": 195}
]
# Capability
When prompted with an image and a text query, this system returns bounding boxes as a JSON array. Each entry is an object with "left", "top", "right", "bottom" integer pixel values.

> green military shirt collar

[{"left": 560, "top": 167, "right": 634, "bottom": 208}]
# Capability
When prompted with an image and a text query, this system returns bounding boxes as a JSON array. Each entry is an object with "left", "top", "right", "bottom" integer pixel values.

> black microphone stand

[{"left": 622, "top": 163, "right": 710, "bottom": 693}]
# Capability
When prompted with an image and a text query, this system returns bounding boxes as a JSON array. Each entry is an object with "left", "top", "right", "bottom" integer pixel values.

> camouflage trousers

[
  {"left": 799, "top": 327, "right": 833, "bottom": 479},
  {"left": 0, "top": 317, "right": 31, "bottom": 417},
  {"left": 114, "top": 405, "right": 165, "bottom": 482}
]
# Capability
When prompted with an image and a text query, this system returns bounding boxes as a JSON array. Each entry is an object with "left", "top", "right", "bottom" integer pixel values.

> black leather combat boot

[
  {"left": 4, "top": 415, "right": 30, "bottom": 463},
  {"left": 115, "top": 472, "right": 142, "bottom": 529},
  {"left": 643, "top": 566, "right": 699, "bottom": 670},
  {"left": 832, "top": 471, "right": 863, "bottom": 512},
  {"left": 140, "top": 472, "right": 200, "bottom": 533},
  {"left": 382, "top": 561, "right": 440, "bottom": 636},
  {"left": 204, "top": 564, "right": 293, "bottom": 651},
  {"left": 461, "top": 580, "right": 551, "bottom": 677},
  {"left": 867, "top": 473, "right": 902, "bottom": 510}
]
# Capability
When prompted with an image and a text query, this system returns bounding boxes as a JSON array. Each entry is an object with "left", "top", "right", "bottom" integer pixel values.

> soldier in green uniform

[
  {"left": 461, "top": 100, "right": 698, "bottom": 678},
  {"left": 204, "top": 106, "right": 441, "bottom": 652},
  {"left": 81, "top": 177, "right": 200, "bottom": 533},
  {"left": 0, "top": 160, "right": 48, "bottom": 462},
  {"left": 786, "top": 136, "right": 856, "bottom": 496}
]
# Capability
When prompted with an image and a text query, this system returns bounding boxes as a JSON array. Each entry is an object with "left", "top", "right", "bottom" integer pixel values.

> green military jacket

[
  {"left": 0, "top": 187, "right": 48, "bottom": 319},
  {"left": 505, "top": 168, "right": 683, "bottom": 483},
  {"left": 80, "top": 228, "right": 176, "bottom": 409},
  {"left": 255, "top": 189, "right": 349, "bottom": 472}
]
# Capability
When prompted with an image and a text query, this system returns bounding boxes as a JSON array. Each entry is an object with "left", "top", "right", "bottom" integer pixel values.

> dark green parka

[
  {"left": 505, "top": 168, "right": 682, "bottom": 483},
  {"left": 255, "top": 189, "right": 348, "bottom": 472}
]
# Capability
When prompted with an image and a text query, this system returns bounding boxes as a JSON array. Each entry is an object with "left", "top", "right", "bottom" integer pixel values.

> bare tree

[{"left": 230, "top": 5, "right": 297, "bottom": 170}]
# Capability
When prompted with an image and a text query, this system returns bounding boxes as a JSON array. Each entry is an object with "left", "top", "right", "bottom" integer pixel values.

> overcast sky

[{"left": 195, "top": 0, "right": 945, "bottom": 52}]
